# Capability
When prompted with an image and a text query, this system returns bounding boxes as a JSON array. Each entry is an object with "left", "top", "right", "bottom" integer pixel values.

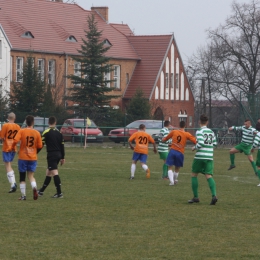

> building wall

[{"left": 0, "top": 28, "right": 11, "bottom": 97}]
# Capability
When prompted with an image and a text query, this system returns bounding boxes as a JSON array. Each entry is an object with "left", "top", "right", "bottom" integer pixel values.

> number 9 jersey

[{"left": 128, "top": 131, "right": 155, "bottom": 155}]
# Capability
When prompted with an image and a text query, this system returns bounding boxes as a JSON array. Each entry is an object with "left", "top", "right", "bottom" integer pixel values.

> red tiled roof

[
  {"left": 110, "top": 23, "right": 134, "bottom": 36},
  {"left": 0, "top": 0, "right": 139, "bottom": 59},
  {"left": 124, "top": 35, "right": 173, "bottom": 99}
]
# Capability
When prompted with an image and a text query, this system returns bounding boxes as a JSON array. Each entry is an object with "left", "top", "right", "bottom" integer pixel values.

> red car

[{"left": 60, "top": 118, "right": 103, "bottom": 143}]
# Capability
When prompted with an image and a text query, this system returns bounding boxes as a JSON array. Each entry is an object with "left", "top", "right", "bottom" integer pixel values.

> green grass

[{"left": 0, "top": 145, "right": 260, "bottom": 259}]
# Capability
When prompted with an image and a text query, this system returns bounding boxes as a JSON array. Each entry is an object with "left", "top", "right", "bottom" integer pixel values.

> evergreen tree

[
  {"left": 126, "top": 87, "right": 151, "bottom": 123},
  {"left": 66, "top": 14, "right": 119, "bottom": 125},
  {"left": 10, "top": 55, "right": 45, "bottom": 120}
]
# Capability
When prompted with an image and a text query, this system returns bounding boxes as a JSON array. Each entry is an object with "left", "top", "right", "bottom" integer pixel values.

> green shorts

[
  {"left": 159, "top": 152, "right": 168, "bottom": 160},
  {"left": 256, "top": 150, "right": 260, "bottom": 167},
  {"left": 192, "top": 159, "right": 214, "bottom": 175},
  {"left": 234, "top": 143, "right": 252, "bottom": 155}
]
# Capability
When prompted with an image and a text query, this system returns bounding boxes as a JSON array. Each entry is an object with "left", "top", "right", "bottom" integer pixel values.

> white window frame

[
  {"left": 48, "top": 60, "right": 55, "bottom": 85},
  {"left": 16, "top": 57, "right": 23, "bottom": 82},
  {"left": 74, "top": 62, "right": 81, "bottom": 86},
  {"left": 104, "top": 71, "right": 110, "bottom": 88},
  {"left": 38, "top": 59, "right": 45, "bottom": 81},
  {"left": 175, "top": 73, "right": 179, "bottom": 89},
  {"left": 113, "top": 65, "right": 120, "bottom": 89}
]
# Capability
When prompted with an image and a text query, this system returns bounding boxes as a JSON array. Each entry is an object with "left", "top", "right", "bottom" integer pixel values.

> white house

[{"left": 0, "top": 24, "right": 12, "bottom": 97}]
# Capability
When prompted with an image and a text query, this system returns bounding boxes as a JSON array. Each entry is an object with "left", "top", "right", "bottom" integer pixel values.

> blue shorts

[
  {"left": 18, "top": 160, "right": 37, "bottom": 172},
  {"left": 132, "top": 152, "right": 148, "bottom": 163},
  {"left": 2, "top": 151, "right": 16, "bottom": 162},
  {"left": 165, "top": 149, "right": 184, "bottom": 167}
]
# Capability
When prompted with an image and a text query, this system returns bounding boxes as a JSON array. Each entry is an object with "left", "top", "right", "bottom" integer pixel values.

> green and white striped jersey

[
  {"left": 232, "top": 126, "right": 256, "bottom": 145},
  {"left": 253, "top": 132, "right": 260, "bottom": 149},
  {"left": 158, "top": 127, "right": 170, "bottom": 153},
  {"left": 194, "top": 126, "right": 217, "bottom": 160}
]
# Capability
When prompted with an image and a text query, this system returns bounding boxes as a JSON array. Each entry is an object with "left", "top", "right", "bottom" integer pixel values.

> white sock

[
  {"left": 168, "top": 170, "right": 174, "bottom": 183},
  {"left": 131, "top": 164, "right": 136, "bottom": 177},
  {"left": 142, "top": 164, "right": 148, "bottom": 171},
  {"left": 7, "top": 171, "right": 15, "bottom": 186},
  {"left": 31, "top": 181, "right": 37, "bottom": 189},
  {"left": 20, "top": 183, "right": 26, "bottom": 196},
  {"left": 174, "top": 172, "right": 179, "bottom": 182}
]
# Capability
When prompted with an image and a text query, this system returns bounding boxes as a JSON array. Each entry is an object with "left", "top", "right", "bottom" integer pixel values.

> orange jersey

[
  {"left": 128, "top": 131, "right": 155, "bottom": 155},
  {"left": 163, "top": 129, "right": 196, "bottom": 154},
  {"left": 1, "top": 123, "right": 21, "bottom": 152},
  {"left": 13, "top": 128, "right": 43, "bottom": 160}
]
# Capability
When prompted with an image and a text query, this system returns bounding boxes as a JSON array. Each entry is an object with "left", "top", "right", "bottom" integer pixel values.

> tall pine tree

[{"left": 66, "top": 14, "right": 119, "bottom": 124}]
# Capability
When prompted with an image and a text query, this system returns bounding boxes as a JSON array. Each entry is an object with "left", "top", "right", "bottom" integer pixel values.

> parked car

[
  {"left": 60, "top": 118, "right": 103, "bottom": 143},
  {"left": 22, "top": 117, "right": 49, "bottom": 134},
  {"left": 108, "top": 120, "right": 174, "bottom": 143}
]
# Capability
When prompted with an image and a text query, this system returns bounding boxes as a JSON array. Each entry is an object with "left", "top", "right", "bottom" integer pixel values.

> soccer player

[
  {"left": 253, "top": 122, "right": 260, "bottom": 186},
  {"left": 128, "top": 124, "right": 157, "bottom": 179},
  {"left": 158, "top": 120, "right": 171, "bottom": 179},
  {"left": 0, "top": 112, "right": 20, "bottom": 193},
  {"left": 188, "top": 114, "right": 218, "bottom": 205},
  {"left": 162, "top": 121, "right": 196, "bottom": 185},
  {"left": 12, "top": 115, "right": 42, "bottom": 201},
  {"left": 227, "top": 119, "right": 257, "bottom": 174},
  {"left": 38, "top": 116, "right": 65, "bottom": 198}
]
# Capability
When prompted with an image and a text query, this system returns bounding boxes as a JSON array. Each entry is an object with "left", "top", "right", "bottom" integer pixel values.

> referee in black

[{"left": 38, "top": 116, "right": 65, "bottom": 198}]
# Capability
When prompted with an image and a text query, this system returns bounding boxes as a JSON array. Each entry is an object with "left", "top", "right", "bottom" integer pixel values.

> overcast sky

[{"left": 75, "top": 0, "right": 247, "bottom": 63}]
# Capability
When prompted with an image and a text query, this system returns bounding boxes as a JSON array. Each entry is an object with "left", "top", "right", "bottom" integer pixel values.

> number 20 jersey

[
  {"left": 128, "top": 131, "right": 155, "bottom": 155},
  {"left": 194, "top": 126, "right": 217, "bottom": 160},
  {"left": 14, "top": 128, "right": 43, "bottom": 160},
  {"left": 0, "top": 123, "right": 21, "bottom": 152}
]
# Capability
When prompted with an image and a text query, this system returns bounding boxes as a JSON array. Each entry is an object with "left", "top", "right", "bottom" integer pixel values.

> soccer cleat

[
  {"left": 228, "top": 165, "right": 236, "bottom": 170},
  {"left": 188, "top": 197, "right": 200, "bottom": 203},
  {"left": 33, "top": 187, "right": 38, "bottom": 200},
  {"left": 169, "top": 182, "right": 174, "bottom": 186},
  {"left": 174, "top": 180, "right": 178, "bottom": 184},
  {"left": 18, "top": 196, "right": 26, "bottom": 200},
  {"left": 37, "top": 190, "right": 44, "bottom": 196},
  {"left": 146, "top": 169, "right": 150, "bottom": 179},
  {"left": 257, "top": 183, "right": 260, "bottom": 187},
  {"left": 129, "top": 176, "right": 135, "bottom": 180},
  {"left": 210, "top": 196, "right": 218, "bottom": 205},
  {"left": 52, "top": 193, "right": 63, "bottom": 198},
  {"left": 162, "top": 177, "right": 169, "bottom": 180},
  {"left": 8, "top": 183, "right": 17, "bottom": 193}
]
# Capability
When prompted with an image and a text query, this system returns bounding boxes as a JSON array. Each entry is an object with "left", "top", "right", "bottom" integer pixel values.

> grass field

[{"left": 0, "top": 144, "right": 260, "bottom": 260}]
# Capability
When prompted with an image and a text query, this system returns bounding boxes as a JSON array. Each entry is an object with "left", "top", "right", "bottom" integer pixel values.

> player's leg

[
  {"left": 167, "top": 166, "right": 174, "bottom": 185},
  {"left": 139, "top": 154, "right": 149, "bottom": 178},
  {"left": 256, "top": 150, "right": 260, "bottom": 186},
  {"left": 174, "top": 166, "right": 181, "bottom": 184},
  {"left": 165, "top": 150, "right": 175, "bottom": 185},
  {"left": 247, "top": 154, "right": 257, "bottom": 175},
  {"left": 228, "top": 146, "right": 240, "bottom": 170},
  {"left": 188, "top": 159, "right": 201, "bottom": 203},
  {"left": 18, "top": 159, "right": 26, "bottom": 200},
  {"left": 204, "top": 160, "right": 217, "bottom": 205},
  {"left": 159, "top": 152, "right": 168, "bottom": 179},
  {"left": 172, "top": 151, "right": 183, "bottom": 184},
  {"left": 38, "top": 169, "right": 52, "bottom": 196},
  {"left": 27, "top": 161, "right": 38, "bottom": 200},
  {"left": 3, "top": 152, "right": 17, "bottom": 192}
]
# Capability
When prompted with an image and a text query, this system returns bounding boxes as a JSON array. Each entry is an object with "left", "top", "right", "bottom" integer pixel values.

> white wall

[{"left": 0, "top": 26, "right": 11, "bottom": 98}]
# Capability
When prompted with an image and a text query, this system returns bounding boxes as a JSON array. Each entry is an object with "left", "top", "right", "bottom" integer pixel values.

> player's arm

[
  {"left": 162, "top": 131, "right": 173, "bottom": 142},
  {"left": 188, "top": 133, "right": 196, "bottom": 144},
  {"left": 148, "top": 135, "right": 157, "bottom": 153},
  {"left": 128, "top": 133, "right": 136, "bottom": 150}
]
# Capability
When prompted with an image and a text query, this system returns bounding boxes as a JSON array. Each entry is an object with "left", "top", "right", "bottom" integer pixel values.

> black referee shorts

[{"left": 47, "top": 151, "right": 62, "bottom": 171}]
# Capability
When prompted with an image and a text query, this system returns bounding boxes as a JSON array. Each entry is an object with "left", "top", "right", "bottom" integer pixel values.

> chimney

[{"left": 91, "top": 7, "right": 109, "bottom": 22}]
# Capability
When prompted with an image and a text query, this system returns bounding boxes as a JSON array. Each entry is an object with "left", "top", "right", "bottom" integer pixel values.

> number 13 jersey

[
  {"left": 128, "top": 131, "right": 155, "bottom": 155},
  {"left": 14, "top": 128, "right": 43, "bottom": 160}
]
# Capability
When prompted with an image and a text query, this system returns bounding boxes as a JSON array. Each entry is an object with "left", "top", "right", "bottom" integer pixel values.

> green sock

[
  {"left": 207, "top": 177, "right": 217, "bottom": 197},
  {"left": 162, "top": 164, "right": 168, "bottom": 178},
  {"left": 191, "top": 177, "right": 199, "bottom": 198},
  {"left": 230, "top": 154, "right": 235, "bottom": 166},
  {"left": 251, "top": 161, "right": 257, "bottom": 173}
]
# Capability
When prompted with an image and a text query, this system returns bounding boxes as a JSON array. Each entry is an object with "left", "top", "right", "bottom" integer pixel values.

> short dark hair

[
  {"left": 244, "top": 119, "right": 250, "bottom": 122},
  {"left": 179, "top": 121, "right": 186, "bottom": 128},
  {"left": 200, "top": 114, "right": 208, "bottom": 124},
  {"left": 49, "top": 116, "right": 56, "bottom": 125},
  {"left": 139, "top": 124, "right": 146, "bottom": 130},
  {"left": 26, "top": 115, "right": 34, "bottom": 127},
  {"left": 164, "top": 120, "right": 170, "bottom": 127}
]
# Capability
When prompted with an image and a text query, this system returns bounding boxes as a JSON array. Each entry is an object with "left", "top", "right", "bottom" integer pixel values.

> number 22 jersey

[
  {"left": 128, "top": 131, "right": 155, "bottom": 155},
  {"left": 14, "top": 128, "right": 43, "bottom": 160},
  {"left": 0, "top": 123, "right": 21, "bottom": 152}
]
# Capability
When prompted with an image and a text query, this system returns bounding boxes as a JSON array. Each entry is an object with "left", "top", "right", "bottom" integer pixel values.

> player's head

[
  {"left": 244, "top": 119, "right": 251, "bottom": 128},
  {"left": 199, "top": 114, "right": 208, "bottom": 126},
  {"left": 139, "top": 124, "right": 146, "bottom": 130},
  {"left": 26, "top": 115, "right": 34, "bottom": 127},
  {"left": 49, "top": 116, "right": 57, "bottom": 126},
  {"left": 8, "top": 112, "right": 16, "bottom": 121},
  {"left": 164, "top": 120, "right": 170, "bottom": 127},
  {"left": 258, "top": 118, "right": 260, "bottom": 123},
  {"left": 179, "top": 121, "right": 186, "bottom": 128},
  {"left": 256, "top": 122, "right": 260, "bottom": 131}
]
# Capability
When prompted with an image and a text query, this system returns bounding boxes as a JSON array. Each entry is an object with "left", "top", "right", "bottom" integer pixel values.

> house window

[
  {"left": 175, "top": 73, "right": 179, "bottom": 89},
  {"left": 104, "top": 71, "right": 110, "bottom": 88},
  {"left": 48, "top": 60, "right": 55, "bottom": 85},
  {"left": 38, "top": 59, "right": 45, "bottom": 81},
  {"left": 10, "top": 56, "right": 13, "bottom": 81},
  {"left": 166, "top": 73, "right": 169, "bottom": 88},
  {"left": 16, "top": 57, "right": 23, "bottom": 82},
  {"left": 171, "top": 73, "right": 174, "bottom": 88},
  {"left": 74, "top": 62, "right": 81, "bottom": 86},
  {"left": 113, "top": 65, "right": 120, "bottom": 89},
  {"left": 0, "top": 40, "right": 2, "bottom": 59},
  {"left": 126, "top": 73, "right": 129, "bottom": 85}
]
